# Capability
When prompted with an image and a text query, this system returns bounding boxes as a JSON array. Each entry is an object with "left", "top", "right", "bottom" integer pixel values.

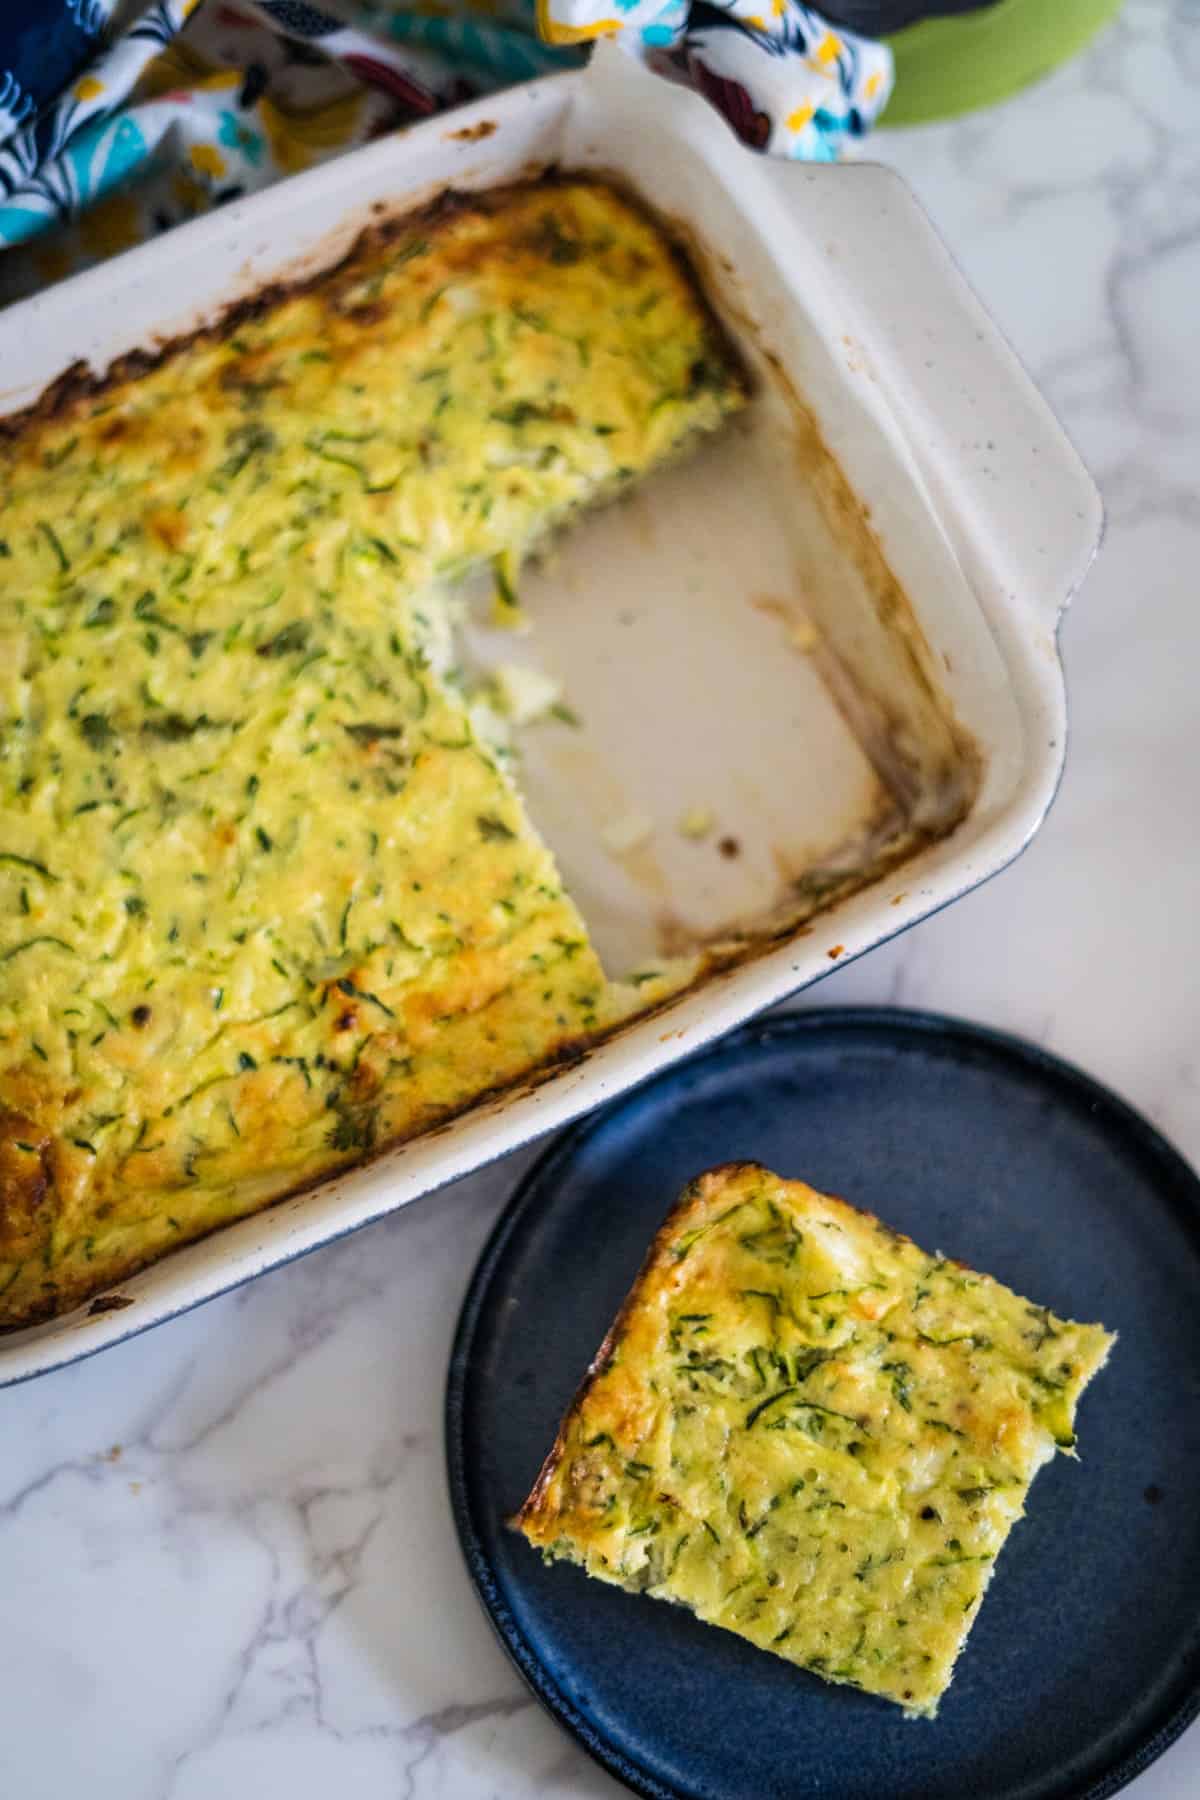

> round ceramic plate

[{"left": 446, "top": 1009, "right": 1200, "bottom": 1800}]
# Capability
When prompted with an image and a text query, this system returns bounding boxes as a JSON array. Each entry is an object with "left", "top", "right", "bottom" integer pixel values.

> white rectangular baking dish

[{"left": 0, "top": 45, "right": 1100, "bottom": 1382}]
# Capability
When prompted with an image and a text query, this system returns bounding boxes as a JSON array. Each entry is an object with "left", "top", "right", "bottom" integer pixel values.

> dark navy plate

[{"left": 446, "top": 1009, "right": 1200, "bottom": 1800}]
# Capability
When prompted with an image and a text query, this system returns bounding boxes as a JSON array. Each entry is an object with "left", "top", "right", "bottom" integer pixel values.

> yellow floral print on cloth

[{"left": 0, "top": 0, "right": 891, "bottom": 300}]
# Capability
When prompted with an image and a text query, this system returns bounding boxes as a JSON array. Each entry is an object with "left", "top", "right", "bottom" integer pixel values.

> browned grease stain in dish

[
  {"left": 446, "top": 120, "right": 497, "bottom": 142},
  {"left": 87, "top": 1294, "right": 135, "bottom": 1315}
]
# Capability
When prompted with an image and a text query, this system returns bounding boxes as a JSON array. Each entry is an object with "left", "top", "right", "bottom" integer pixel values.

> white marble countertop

[{"left": 5, "top": 2, "right": 1198, "bottom": 1794}]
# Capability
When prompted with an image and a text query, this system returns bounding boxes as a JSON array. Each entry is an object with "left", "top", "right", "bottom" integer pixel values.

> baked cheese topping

[
  {"left": 515, "top": 1163, "right": 1113, "bottom": 1716},
  {"left": 0, "top": 179, "right": 744, "bottom": 1326}
]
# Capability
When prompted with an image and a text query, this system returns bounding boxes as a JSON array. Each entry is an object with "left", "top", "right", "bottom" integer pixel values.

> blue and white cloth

[{"left": 0, "top": 0, "right": 892, "bottom": 294}]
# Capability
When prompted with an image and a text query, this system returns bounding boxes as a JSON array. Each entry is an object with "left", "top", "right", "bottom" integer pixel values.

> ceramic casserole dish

[{"left": 0, "top": 45, "right": 1101, "bottom": 1382}]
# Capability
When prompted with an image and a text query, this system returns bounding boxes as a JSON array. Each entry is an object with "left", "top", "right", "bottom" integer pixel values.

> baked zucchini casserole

[
  {"left": 0, "top": 178, "right": 745, "bottom": 1326},
  {"left": 515, "top": 1163, "right": 1113, "bottom": 1716}
]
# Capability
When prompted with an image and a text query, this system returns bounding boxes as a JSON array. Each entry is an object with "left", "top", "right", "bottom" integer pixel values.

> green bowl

[{"left": 880, "top": 0, "right": 1124, "bottom": 126}]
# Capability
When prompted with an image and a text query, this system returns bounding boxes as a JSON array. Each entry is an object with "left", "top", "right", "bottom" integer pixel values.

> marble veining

[{"left": 2, "top": 3, "right": 1198, "bottom": 1793}]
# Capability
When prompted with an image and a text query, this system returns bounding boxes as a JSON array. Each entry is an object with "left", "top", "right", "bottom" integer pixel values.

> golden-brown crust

[
  {"left": 0, "top": 1111, "right": 55, "bottom": 1262},
  {"left": 0, "top": 1027, "right": 599, "bottom": 1332},
  {"left": 512, "top": 1160, "right": 770, "bottom": 1535},
  {"left": 511, "top": 1161, "right": 961, "bottom": 1541},
  {"left": 0, "top": 173, "right": 748, "bottom": 445}
]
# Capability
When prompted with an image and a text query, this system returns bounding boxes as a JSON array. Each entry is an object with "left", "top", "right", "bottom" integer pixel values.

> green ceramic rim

[{"left": 879, "top": 0, "right": 1125, "bottom": 126}]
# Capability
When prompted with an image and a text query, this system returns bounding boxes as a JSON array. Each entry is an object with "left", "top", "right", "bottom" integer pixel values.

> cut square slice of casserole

[{"left": 514, "top": 1162, "right": 1114, "bottom": 1716}]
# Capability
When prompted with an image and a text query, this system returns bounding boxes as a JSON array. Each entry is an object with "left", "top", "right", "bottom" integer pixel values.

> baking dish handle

[{"left": 760, "top": 160, "right": 1103, "bottom": 635}]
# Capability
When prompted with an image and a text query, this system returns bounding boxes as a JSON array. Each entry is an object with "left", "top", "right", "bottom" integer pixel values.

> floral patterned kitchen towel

[{"left": 0, "top": 0, "right": 891, "bottom": 298}]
